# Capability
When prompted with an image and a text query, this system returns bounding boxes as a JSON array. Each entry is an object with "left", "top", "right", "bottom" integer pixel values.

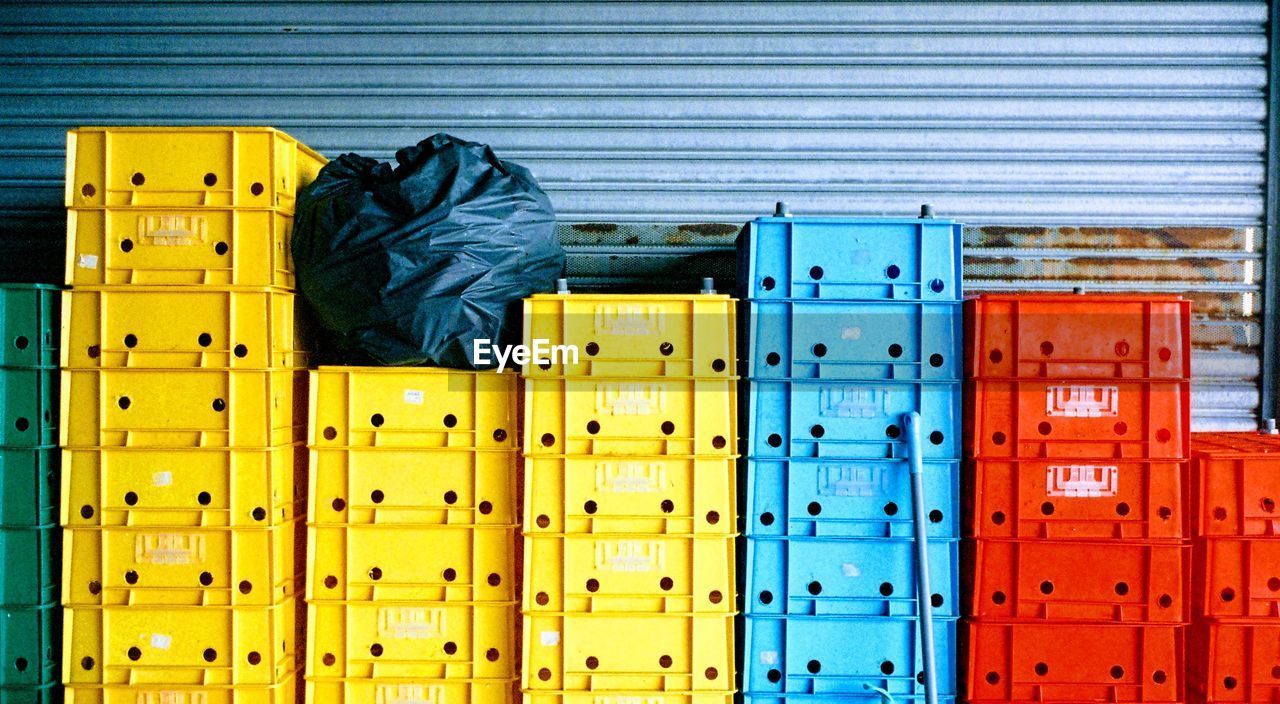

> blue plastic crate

[
  {"left": 0, "top": 449, "right": 57, "bottom": 528},
  {"left": 747, "top": 300, "right": 961, "bottom": 381},
  {"left": 744, "top": 457, "right": 959, "bottom": 539},
  {"left": 0, "top": 525, "right": 57, "bottom": 606},
  {"left": 0, "top": 602, "right": 58, "bottom": 688},
  {"left": 744, "top": 696, "right": 955, "bottom": 704},
  {"left": 747, "top": 380, "right": 960, "bottom": 459},
  {"left": 738, "top": 216, "right": 962, "bottom": 301},
  {"left": 0, "top": 284, "right": 59, "bottom": 370},
  {"left": 741, "top": 613, "right": 957, "bottom": 697},
  {"left": 744, "top": 536, "right": 958, "bottom": 618}
]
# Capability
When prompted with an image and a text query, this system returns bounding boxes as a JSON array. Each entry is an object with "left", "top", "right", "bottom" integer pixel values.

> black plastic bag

[{"left": 292, "top": 134, "right": 564, "bottom": 368}]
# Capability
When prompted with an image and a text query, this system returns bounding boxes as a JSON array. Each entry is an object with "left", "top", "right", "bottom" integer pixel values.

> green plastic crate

[
  {"left": 0, "top": 525, "right": 56, "bottom": 606},
  {"left": 0, "top": 285, "right": 58, "bottom": 370},
  {"left": 0, "top": 449, "right": 56, "bottom": 528},
  {"left": 0, "top": 603, "right": 58, "bottom": 689},
  {"left": 0, "top": 370, "right": 56, "bottom": 448},
  {"left": 0, "top": 681, "right": 59, "bottom": 704}
]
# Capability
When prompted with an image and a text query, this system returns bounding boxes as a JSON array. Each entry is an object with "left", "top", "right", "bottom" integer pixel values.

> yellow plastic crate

[
  {"left": 61, "top": 368, "right": 306, "bottom": 448},
  {"left": 65, "top": 207, "right": 298, "bottom": 288},
  {"left": 307, "top": 678, "right": 517, "bottom": 704},
  {"left": 63, "top": 519, "right": 304, "bottom": 608},
  {"left": 64, "top": 598, "right": 301, "bottom": 686},
  {"left": 62, "top": 287, "right": 305, "bottom": 369},
  {"left": 521, "top": 613, "right": 734, "bottom": 692},
  {"left": 522, "top": 294, "right": 736, "bottom": 377},
  {"left": 66, "top": 127, "right": 326, "bottom": 210},
  {"left": 65, "top": 674, "right": 299, "bottom": 704},
  {"left": 524, "top": 378, "right": 736, "bottom": 456},
  {"left": 62, "top": 444, "right": 306, "bottom": 528},
  {"left": 309, "top": 447, "right": 517, "bottom": 526},
  {"left": 522, "top": 693, "right": 732, "bottom": 704},
  {"left": 307, "top": 524, "right": 516, "bottom": 603},
  {"left": 306, "top": 601, "right": 516, "bottom": 680},
  {"left": 524, "top": 456, "right": 735, "bottom": 535},
  {"left": 523, "top": 535, "right": 734, "bottom": 615},
  {"left": 310, "top": 367, "right": 518, "bottom": 449}
]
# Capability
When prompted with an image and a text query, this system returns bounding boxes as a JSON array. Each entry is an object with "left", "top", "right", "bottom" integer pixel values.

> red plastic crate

[
  {"left": 965, "top": 294, "right": 1191, "bottom": 380},
  {"left": 1188, "top": 620, "right": 1280, "bottom": 702},
  {"left": 965, "top": 458, "right": 1187, "bottom": 540},
  {"left": 1193, "top": 537, "right": 1280, "bottom": 618},
  {"left": 1192, "top": 432, "right": 1280, "bottom": 537},
  {"left": 966, "top": 539, "right": 1189, "bottom": 623},
  {"left": 966, "top": 378, "right": 1190, "bottom": 460},
  {"left": 965, "top": 620, "right": 1183, "bottom": 702}
]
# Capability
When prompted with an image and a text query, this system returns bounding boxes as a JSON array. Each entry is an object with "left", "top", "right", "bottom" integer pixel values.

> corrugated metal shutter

[{"left": 0, "top": 1, "right": 1267, "bottom": 429}]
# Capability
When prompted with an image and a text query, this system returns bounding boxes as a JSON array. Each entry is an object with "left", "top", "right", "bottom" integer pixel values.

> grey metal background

[{"left": 0, "top": 1, "right": 1267, "bottom": 429}]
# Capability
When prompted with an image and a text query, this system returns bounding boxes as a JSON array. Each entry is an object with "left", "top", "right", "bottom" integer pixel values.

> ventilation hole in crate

[
  {"left": 81, "top": 657, "right": 95, "bottom": 671},
  {"left": 759, "top": 590, "right": 773, "bottom": 604},
  {"left": 81, "top": 184, "right": 96, "bottom": 197},
  {"left": 929, "top": 353, "right": 944, "bottom": 368},
  {"left": 1158, "top": 506, "right": 1173, "bottom": 520},
  {"left": 807, "top": 502, "right": 821, "bottom": 516},
  {"left": 1264, "top": 498, "right": 1277, "bottom": 513},
  {"left": 585, "top": 342, "right": 599, "bottom": 356},
  {"left": 239, "top": 580, "right": 252, "bottom": 594},
  {"left": 196, "top": 333, "right": 212, "bottom": 348},
  {"left": 203, "top": 648, "right": 217, "bottom": 663},
  {"left": 80, "top": 505, "right": 94, "bottom": 519},
  {"left": 13, "top": 417, "right": 28, "bottom": 432},
  {"left": 443, "top": 568, "right": 456, "bottom": 582},
  {"left": 1221, "top": 587, "right": 1236, "bottom": 602},
  {"left": 535, "top": 592, "right": 549, "bottom": 606},
  {"left": 879, "top": 582, "right": 894, "bottom": 596},
  {"left": 323, "top": 575, "right": 337, "bottom": 589},
  {"left": 992, "top": 431, "right": 1006, "bottom": 445},
  {"left": 123, "top": 333, "right": 138, "bottom": 348},
  {"left": 12, "top": 335, "right": 27, "bottom": 351},
  {"left": 487, "top": 573, "right": 501, "bottom": 587},
  {"left": 87, "top": 344, "right": 100, "bottom": 358},
  {"left": 478, "top": 500, "right": 493, "bottom": 515},
  {"left": 808, "top": 581, "right": 822, "bottom": 595},
  {"left": 120, "top": 238, "right": 135, "bottom": 253},
  {"left": 128, "top": 647, "right": 142, "bottom": 661},
  {"left": 1156, "top": 428, "right": 1172, "bottom": 443},
  {"left": 486, "top": 648, "right": 500, "bottom": 662},
  {"left": 1109, "top": 421, "right": 1128, "bottom": 436},
  {"left": 535, "top": 514, "right": 550, "bottom": 528},
  {"left": 250, "top": 182, "right": 264, "bottom": 196},
  {"left": 1114, "top": 582, "right": 1129, "bottom": 596},
  {"left": 712, "top": 358, "right": 726, "bottom": 372},
  {"left": 198, "top": 572, "right": 213, "bottom": 587},
  {"left": 810, "top": 424, "right": 825, "bottom": 438},
  {"left": 442, "top": 413, "right": 457, "bottom": 428},
  {"left": 370, "top": 413, "right": 384, "bottom": 427},
  {"left": 659, "top": 655, "right": 673, "bottom": 668},
  {"left": 125, "top": 570, "right": 139, "bottom": 585},
  {"left": 1158, "top": 594, "right": 1174, "bottom": 608},
  {"left": 886, "top": 425, "right": 901, "bottom": 439},
  {"left": 212, "top": 398, "right": 226, "bottom": 412},
  {"left": 247, "top": 651, "right": 261, "bottom": 665},
  {"left": 215, "top": 242, "right": 229, "bottom": 255},
  {"left": 323, "top": 427, "right": 337, "bottom": 441},
  {"left": 1116, "top": 502, "right": 1131, "bottom": 516},
  {"left": 88, "top": 580, "right": 101, "bottom": 595},
  {"left": 984, "top": 671, "right": 999, "bottom": 684},
  {"left": 991, "top": 511, "right": 1005, "bottom": 525},
  {"left": 1040, "top": 341, "right": 1054, "bottom": 356},
  {"left": 129, "top": 172, "right": 146, "bottom": 186},
  {"left": 812, "top": 343, "right": 827, "bottom": 358},
  {"left": 369, "top": 490, "right": 384, "bottom": 504},
  {"left": 584, "top": 500, "right": 599, "bottom": 514},
  {"left": 203, "top": 173, "right": 218, "bottom": 187},
  {"left": 760, "top": 512, "right": 775, "bottom": 526},
  {"left": 807, "top": 660, "right": 821, "bottom": 674},
  {"left": 767, "top": 433, "right": 782, "bottom": 447},
  {"left": 122, "top": 491, "right": 138, "bottom": 506},
  {"left": 537, "top": 359, "right": 552, "bottom": 371},
  {"left": 444, "top": 490, "right": 458, "bottom": 505},
  {"left": 712, "top": 435, "right": 727, "bottom": 449},
  {"left": 765, "top": 352, "right": 781, "bottom": 366},
  {"left": 929, "top": 431, "right": 944, "bottom": 445},
  {"left": 882, "top": 661, "right": 896, "bottom": 676},
  {"left": 538, "top": 668, "right": 552, "bottom": 681},
  {"left": 1034, "top": 662, "right": 1049, "bottom": 676},
  {"left": 539, "top": 432, "right": 555, "bottom": 447},
  {"left": 1114, "top": 340, "right": 1131, "bottom": 357},
  {"left": 660, "top": 499, "right": 674, "bottom": 514},
  {"left": 660, "top": 577, "right": 674, "bottom": 591},
  {"left": 706, "top": 667, "right": 719, "bottom": 680},
  {"left": 368, "top": 567, "right": 382, "bottom": 581},
  {"left": 992, "top": 590, "right": 1006, "bottom": 605},
  {"left": 251, "top": 507, "right": 266, "bottom": 521},
  {"left": 930, "top": 279, "right": 944, "bottom": 293},
  {"left": 1110, "top": 666, "right": 1124, "bottom": 680},
  {"left": 767, "top": 669, "right": 781, "bottom": 683},
  {"left": 809, "top": 266, "right": 824, "bottom": 280},
  {"left": 883, "top": 502, "right": 899, "bottom": 516},
  {"left": 1158, "top": 347, "right": 1173, "bottom": 362},
  {"left": 886, "top": 265, "right": 901, "bottom": 280},
  {"left": 1041, "top": 502, "right": 1055, "bottom": 516},
  {"left": 586, "top": 420, "right": 600, "bottom": 435},
  {"left": 369, "top": 644, "right": 383, "bottom": 657},
  {"left": 761, "top": 276, "right": 776, "bottom": 291},
  {"left": 13, "top": 657, "right": 27, "bottom": 672},
  {"left": 1213, "top": 506, "right": 1228, "bottom": 521},
  {"left": 931, "top": 593, "right": 944, "bottom": 608},
  {"left": 1153, "top": 669, "right": 1167, "bottom": 684},
  {"left": 1273, "top": 666, "right": 1280, "bottom": 679},
  {"left": 929, "top": 509, "right": 944, "bottom": 523},
  {"left": 888, "top": 343, "right": 903, "bottom": 358},
  {"left": 1039, "top": 581, "right": 1054, "bottom": 595},
  {"left": 331, "top": 498, "right": 346, "bottom": 512},
  {"left": 988, "top": 349, "right": 1003, "bottom": 364},
  {"left": 661, "top": 420, "right": 675, "bottom": 435},
  {"left": 233, "top": 344, "right": 248, "bottom": 358},
  {"left": 1037, "top": 422, "right": 1052, "bottom": 436},
  {"left": 1268, "top": 577, "right": 1280, "bottom": 592},
  {"left": 709, "top": 590, "right": 723, "bottom": 604},
  {"left": 586, "top": 656, "right": 600, "bottom": 670},
  {"left": 659, "top": 342, "right": 674, "bottom": 356},
  {"left": 706, "top": 510, "right": 720, "bottom": 524}
]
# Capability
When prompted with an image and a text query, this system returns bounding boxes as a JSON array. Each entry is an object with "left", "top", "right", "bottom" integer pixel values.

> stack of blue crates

[{"left": 737, "top": 208, "right": 963, "bottom": 704}]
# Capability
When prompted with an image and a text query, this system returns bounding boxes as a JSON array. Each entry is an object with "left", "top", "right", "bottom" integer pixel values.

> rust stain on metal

[
  {"left": 966, "top": 226, "right": 1247, "bottom": 250},
  {"left": 676, "top": 223, "right": 739, "bottom": 237},
  {"left": 571, "top": 223, "right": 619, "bottom": 234},
  {"left": 666, "top": 233, "right": 693, "bottom": 245},
  {"left": 624, "top": 236, "right": 640, "bottom": 245}
]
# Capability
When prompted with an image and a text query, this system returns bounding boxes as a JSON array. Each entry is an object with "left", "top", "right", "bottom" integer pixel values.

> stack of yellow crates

[
  {"left": 520, "top": 285, "right": 739, "bottom": 704},
  {"left": 59, "top": 127, "right": 323, "bottom": 704},
  {"left": 304, "top": 367, "right": 520, "bottom": 703}
]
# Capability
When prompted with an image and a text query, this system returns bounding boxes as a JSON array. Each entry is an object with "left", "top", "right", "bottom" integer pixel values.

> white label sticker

[
  {"left": 150, "top": 633, "right": 172, "bottom": 650},
  {"left": 539, "top": 630, "right": 561, "bottom": 646},
  {"left": 152, "top": 471, "right": 173, "bottom": 487},
  {"left": 759, "top": 650, "right": 780, "bottom": 666},
  {"left": 77, "top": 254, "right": 99, "bottom": 270},
  {"left": 404, "top": 389, "right": 424, "bottom": 405}
]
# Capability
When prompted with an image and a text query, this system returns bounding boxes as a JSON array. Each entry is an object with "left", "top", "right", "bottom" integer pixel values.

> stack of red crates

[
  {"left": 962, "top": 293, "right": 1192, "bottom": 703},
  {"left": 1188, "top": 432, "right": 1280, "bottom": 703}
]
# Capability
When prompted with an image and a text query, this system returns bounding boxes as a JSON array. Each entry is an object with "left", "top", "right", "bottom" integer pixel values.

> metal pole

[{"left": 902, "top": 411, "right": 938, "bottom": 704}]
